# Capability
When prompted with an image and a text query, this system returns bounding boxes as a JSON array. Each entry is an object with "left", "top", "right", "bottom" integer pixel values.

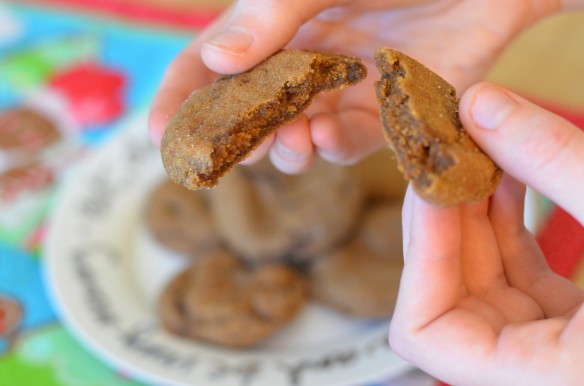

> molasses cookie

[
  {"left": 374, "top": 48, "right": 502, "bottom": 206},
  {"left": 161, "top": 49, "right": 367, "bottom": 190},
  {"left": 158, "top": 250, "right": 307, "bottom": 347},
  {"left": 207, "top": 159, "right": 363, "bottom": 263},
  {"left": 0, "top": 108, "right": 60, "bottom": 152},
  {"left": 310, "top": 203, "right": 403, "bottom": 318},
  {"left": 146, "top": 179, "right": 218, "bottom": 255}
]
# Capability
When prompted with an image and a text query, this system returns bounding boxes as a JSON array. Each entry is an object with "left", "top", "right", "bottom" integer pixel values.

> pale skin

[
  {"left": 392, "top": 82, "right": 584, "bottom": 385},
  {"left": 149, "top": 0, "right": 569, "bottom": 174},
  {"left": 149, "top": 0, "right": 584, "bottom": 383}
]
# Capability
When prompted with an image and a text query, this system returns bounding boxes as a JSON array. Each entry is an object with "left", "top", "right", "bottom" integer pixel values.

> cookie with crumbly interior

[
  {"left": 161, "top": 49, "right": 367, "bottom": 190},
  {"left": 374, "top": 48, "right": 502, "bottom": 206}
]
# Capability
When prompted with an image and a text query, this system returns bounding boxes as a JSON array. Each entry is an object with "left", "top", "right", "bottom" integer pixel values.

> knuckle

[{"left": 388, "top": 322, "right": 416, "bottom": 361}]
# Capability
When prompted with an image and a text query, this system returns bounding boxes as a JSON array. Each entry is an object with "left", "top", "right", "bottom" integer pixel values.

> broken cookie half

[
  {"left": 161, "top": 49, "right": 367, "bottom": 190},
  {"left": 374, "top": 48, "right": 502, "bottom": 206}
]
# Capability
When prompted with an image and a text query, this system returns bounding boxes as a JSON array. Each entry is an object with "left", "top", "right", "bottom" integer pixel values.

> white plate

[{"left": 45, "top": 114, "right": 412, "bottom": 386}]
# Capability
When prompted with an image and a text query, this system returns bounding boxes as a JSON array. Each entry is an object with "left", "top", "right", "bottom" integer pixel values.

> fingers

[
  {"left": 489, "top": 174, "right": 547, "bottom": 281},
  {"left": 259, "top": 106, "right": 383, "bottom": 173},
  {"left": 391, "top": 191, "right": 462, "bottom": 334},
  {"left": 268, "top": 115, "right": 315, "bottom": 174},
  {"left": 460, "top": 199, "right": 506, "bottom": 292},
  {"left": 148, "top": 49, "right": 214, "bottom": 146},
  {"left": 148, "top": 10, "right": 233, "bottom": 146},
  {"left": 200, "top": 0, "right": 337, "bottom": 74},
  {"left": 561, "top": 303, "right": 584, "bottom": 342},
  {"left": 562, "top": 0, "right": 584, "bottom": 10},
  {"left": 311, "top": 108, "right": 385, "bottom": 165},
  {"left": 269, "top": 69, "right": 384, "bottom": 171},
  {"left": 401, "top": 184, "right": 414, "bottom": 258},
  {"left": 390, "top": 192, "right": 494, "bottom": 383},
  {"left": 458, "top": 195, "right": 543, "bottom": 323},
  {"left": 490, "top": 174, "right": 584, "bottom": 317},
  {"left": 459, "top": 82, "right": 584, "bottom": 225}
]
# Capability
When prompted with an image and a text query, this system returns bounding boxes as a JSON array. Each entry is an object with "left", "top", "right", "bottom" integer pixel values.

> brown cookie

[
  {"left": 158, "top": 250, "right": 307, "bottom": 347},
  {"left": 310, "top": 203, "right": 403, "bottom": 318},
  {"left": 161, "top": 49, "right": 367, "bottom": 190},
  {"left": 0, "top": 108, "right": 60, "bottom": 152},
  {"left": 145, "top": 179, "right": 219, "bottom": 255},
  {"left": 374, "top": 48, "right": 502, "bottom": 206},
  {"left": 207, "top": 159, "right": 363, "bottom": 263},
  {"left": 0, "top": 162, "right": 54, "bottom": 199}
]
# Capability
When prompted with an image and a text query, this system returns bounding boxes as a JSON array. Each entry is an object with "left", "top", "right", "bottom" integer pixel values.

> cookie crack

[{"left": 378, "top": 61, "right": 454, "bottom": 187}]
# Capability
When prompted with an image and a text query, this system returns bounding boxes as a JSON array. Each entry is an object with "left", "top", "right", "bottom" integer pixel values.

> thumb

[
  {"left": 460, "top": 82, "right": 584, "bottom": 225},
  {"left": 200, "top": 0, "right": 336, "bottom": 74}
]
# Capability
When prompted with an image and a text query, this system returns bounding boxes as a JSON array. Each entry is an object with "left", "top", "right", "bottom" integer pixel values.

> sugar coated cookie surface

[
  {"left": 374, "top": 48, "right": 502, "bottom": 206},
  {"left": 161, "top": 49, "right": 367, "bottom": 190}
]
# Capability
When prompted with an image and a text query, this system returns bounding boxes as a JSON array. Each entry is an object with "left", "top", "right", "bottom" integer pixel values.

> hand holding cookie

[
  {"left": 389, "top": 84, "right": 584, "bottom": 384},
  {"left": 160, "top": 49, "right": 366, "bottom": 190},
  {"left": 459, "top": 83, "right": 584, "bottom": 224},
  {"left": 149, "top": 0, "right": 565, "bottom": 173}
]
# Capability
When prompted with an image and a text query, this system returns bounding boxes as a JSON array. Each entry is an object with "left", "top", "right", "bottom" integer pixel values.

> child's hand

[
  {"left": 149, "top": 0, "right": 564, "bottom": 174},
  {"left": 390, "top": 83, "right": 584, "bottom": 385}
]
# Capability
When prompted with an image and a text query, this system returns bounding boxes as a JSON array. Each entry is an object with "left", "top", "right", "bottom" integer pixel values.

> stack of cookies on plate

[
  {"left": 146, "top": 152, "right": 406, "bottom": 348},
  {"left": 148, "top": 47, "right": 494, "bottom": 348}
]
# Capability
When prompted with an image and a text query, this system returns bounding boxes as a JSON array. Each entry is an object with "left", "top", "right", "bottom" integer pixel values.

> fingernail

[
  {"left": 204, "top": 26, "right": 254, "bottom": 55},
  {"left": 274, "top": 140, "right": 304, "bottom": 162},
  {"left": 471, "top": 86, "right": 517, "bottom": 130}
]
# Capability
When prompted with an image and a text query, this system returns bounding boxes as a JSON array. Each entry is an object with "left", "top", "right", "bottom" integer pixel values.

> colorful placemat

[
  {"left": 1, "top": 3, "right": 583, "bottom": 386},
  {"left": 0, "top": 4, "right": 192, "bottom": 385},
  {"left": 19, "top": 0, "right": 228, "bottom": 30},
  {"left": 0, "top": 3, "right": 191, "bottom": 248}
]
